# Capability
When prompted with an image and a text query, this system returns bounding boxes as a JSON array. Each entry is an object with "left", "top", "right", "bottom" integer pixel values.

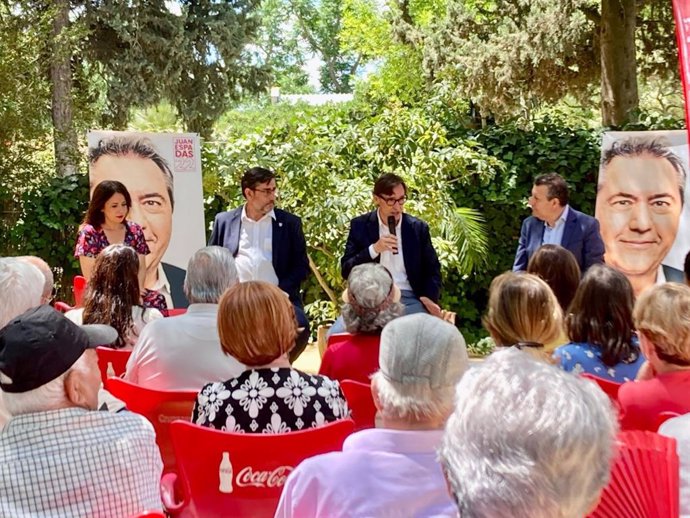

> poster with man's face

[
  {"left": 596, "top": 130, "right": 690, "bottom": 295},
  {"left": 87, "top": 131, "right": 205, "bottom": 308}
]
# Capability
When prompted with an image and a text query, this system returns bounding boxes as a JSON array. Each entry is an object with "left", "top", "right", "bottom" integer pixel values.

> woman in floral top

[
  {"left": 192, "top": 281, "right": 349, "bottom": 433},
  {"left": 74, "top": 180, "right": 166, "bottom": 311},
  {"left": 554, "top": 264, "right": 645, "bottom": 383}
]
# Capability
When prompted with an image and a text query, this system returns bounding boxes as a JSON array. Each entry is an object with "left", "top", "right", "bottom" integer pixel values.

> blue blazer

[
  {"left": 513, "top": 207, "right": 605, "bottom": 272},
  {"left": 208, "top": 207, "right": 309, "bottom": 306},
  {"left": 341, "top": 211, "right": 442, "bottom": 302}
]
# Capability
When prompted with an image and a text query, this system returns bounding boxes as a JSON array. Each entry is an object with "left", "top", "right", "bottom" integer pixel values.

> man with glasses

[
  {"left": 340, "top": 173, "right": 442, "bottom": 321},
  {"left": 209, "top": 167, "right": 310, "bottom": 359}
]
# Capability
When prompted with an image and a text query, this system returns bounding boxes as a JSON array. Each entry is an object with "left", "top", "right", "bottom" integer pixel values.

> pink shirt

[
  {"left": 274, "top": 428, "right": 456, "bottom": 518},
  {"left": 619, "top": 369, "right": 690, "bottom": 431}
]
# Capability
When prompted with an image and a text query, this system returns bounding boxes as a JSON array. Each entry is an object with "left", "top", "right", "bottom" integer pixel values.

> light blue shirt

[{"left": 541, "top": 205, "right": 569, "bottom": 246}]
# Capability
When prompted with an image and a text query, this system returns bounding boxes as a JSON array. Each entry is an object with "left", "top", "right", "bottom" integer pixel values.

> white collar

[{"left": 241, "top": 205, "right": 275, "bottom": 223}]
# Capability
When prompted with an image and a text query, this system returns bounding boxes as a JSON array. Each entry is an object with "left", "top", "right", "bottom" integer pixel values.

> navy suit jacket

[
  {"left": 162, "top": 262, "right": 189, "bottom": 308},
  {"left": 341, "top": 211, "right": 442, "bottom": 302},
  {"left": 208, "top": 207, "right": 309, "bottom": 306},
  {"left": 512, "top": 207, "right": 605, "bottom": 272}
]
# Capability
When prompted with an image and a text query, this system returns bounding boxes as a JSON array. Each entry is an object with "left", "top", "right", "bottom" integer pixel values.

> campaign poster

[
  {"left": 596, "top": 130, "right": 690, "bottom": 295},
  {"left": 87, "top": 131, "right": 205, "bottom": 308}
]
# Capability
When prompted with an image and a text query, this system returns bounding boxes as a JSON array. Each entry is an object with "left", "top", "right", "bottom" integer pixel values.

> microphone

[{"left": 387, "top": 215, "right": 399, "bottom": 255}]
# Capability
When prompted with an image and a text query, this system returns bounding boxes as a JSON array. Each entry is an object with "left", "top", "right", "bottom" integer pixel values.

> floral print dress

[{"left": 192, "top": 368, "right": 350, "bottom": 433}]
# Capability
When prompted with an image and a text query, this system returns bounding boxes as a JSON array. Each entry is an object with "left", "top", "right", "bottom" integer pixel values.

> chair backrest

[
  {"left": 165, "top": 419, "right": 355, "bottom": 517},
  {"left": 96, "top": 346, "right": 132, "bottom": 384},
  {"left": 129, "top": 512, "right": 166, "bottom": 518},
  {"left": 73, "top": 275, "right": 87, "bottom": 307},
  {"left": 581, "top": 373, "right": 622, "bottom": 404},
  {"left": 163, "top": 308, "right": 187, "bottom": 317},
  {"left": 588, "top": 430, "right": 679, "bottom": 518},
  {"left": 105, "top": 377, "right": 197, "bottom": 473},
  {"left": 340, "top": 379, "right": 376, "bottom": 431},
  {"left": 53, "top": 301, "right": 73, "bottom": 313}
]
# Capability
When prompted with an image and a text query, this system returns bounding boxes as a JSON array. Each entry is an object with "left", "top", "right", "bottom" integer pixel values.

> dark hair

[
  {"left": 566, "top": 264, "right": 638, "bottom": 367},
  {"left": 685, "top": 250, "right": 690, "bottom": 284},
  {"left": 89, "top": 137, "right": 175, "bottom": 210},
  {"left": 601, "top": 137, "right": 686, "bottom": 205},
  {"left": 373, "top": 173, "right": 407, "bottom": 197},
  {"left": 534, "top": 173, "right": 569, "bottom": 206},
  {"left": 85, "top": 181, "right": 132, "bottom": 228},
  {"left": 82, "top": 244, "right": 142, "bottom": 349},
  {"left": 241, "top": 167, "right": 276, "bottom": 197},
  {"left": 527, "top": 245, "right": 581, "bottom": 312}
]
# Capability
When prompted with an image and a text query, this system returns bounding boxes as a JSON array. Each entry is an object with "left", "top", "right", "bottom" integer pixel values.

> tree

[{"left": 425, "top": 0, "right": 678, "bottom": 126}]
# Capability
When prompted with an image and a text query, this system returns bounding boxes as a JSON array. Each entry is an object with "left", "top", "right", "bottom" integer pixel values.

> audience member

[
  {"left": 275, "top": 313, "right": 468, "bottom": 517},
  {"left": 125, "top": 246, "right": 244, "bottom": 390},
  {"left": 483, "top": 272, "right": 563, "bottom": 359},
  {"left": 66, "top": 244, "right": 163, "bottom": 349},
  {"left": 0, "top": 305, "right": 163, "bottom": 517},
  {"left": 17, "top": 256, "right": 54, "bottom": 304},
  {"left": 554, "top": 264, "right": 644, "bottom": 382},
  {"left": 319, "top": 263, "right": 404, "bottom": 383},
  {"left": 685, "top": 249, "right": 690, "bottom": 285},
  {"left": 659, "top": 413, "right": 690, "bottom": 518},
  {"left": 526, "top": 244, "right": 580, "bottom": 312},
  {"left": 192, "top": 281, "right": 348, "bottom": 433},
  {"left": 619, "top": 282, "right": 690, "bottom": 430},
  {"left": 439, "top": 348, "right": 618, "bottom": 518}
]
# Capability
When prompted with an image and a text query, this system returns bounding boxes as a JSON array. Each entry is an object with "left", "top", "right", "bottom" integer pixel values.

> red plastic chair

[
  {"left": 129, "top": 512, "right": 166, "bottom": 518},
  {"left": 340, "top": 379, "right": 376, "bottom": 431},
  {"left": 655, "top": 411, "right": 681, "bottom": 431},
  {"left": 161, "top": 418, "right": 355, "bottom": 517},
  {"left": 581, "top": 373, "right": 622, "bottom": 406},
  {"left": 96, "top": 346, "right": 132, "bottom": 384},
  {"left": 54, "top": 301, "right": 73, "bottom": 313},
  {"left": 163, "top": 308, "right": 187, "bottom": 317},
  {"left": 105, "top": 377, "right": 198, "bottom": 473},
  {"left": 73, "top": 275, "right": 87, "bottom": 307},
  {"left": 587, "top": 430, "right": 679, "bottom": 518}
]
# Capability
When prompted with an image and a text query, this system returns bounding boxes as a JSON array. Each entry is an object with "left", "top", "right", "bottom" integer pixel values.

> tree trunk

[
  {"left": 600, "top": 0, "right": 639, "bottom": 126},
  {"left": 51, "top": 0, "right": 78, "bottom": 177}
]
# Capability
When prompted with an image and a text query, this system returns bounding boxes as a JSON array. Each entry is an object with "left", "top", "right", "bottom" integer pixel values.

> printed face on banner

[
  {"left": 90, "top": 154, "right": 174, "bottom": 282},
  {"left": 596, "top": 132, "right": 688, "bottom": 295}
]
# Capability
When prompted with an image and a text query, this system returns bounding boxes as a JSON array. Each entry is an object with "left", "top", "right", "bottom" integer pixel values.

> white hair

[
  {"left": 17, "top": 256, "right": 54, "bottom": 302},
  {"left": 342, "top": 263, "right": 404, "bottom": 333},
  {"left": 3, "top": 353, "right": 91, "bottom": 416},
  {"left": 0, "top": 258, "right": 44, "bottom": 328},
  {"left": 183, "top": 246, "right": 238, "bottom": 304},
  {"left": 439, "top": 348, "right": 617, "bottom": 518},
  {"left": 371, "top": 371, "right": 455, "bottom": 424}
]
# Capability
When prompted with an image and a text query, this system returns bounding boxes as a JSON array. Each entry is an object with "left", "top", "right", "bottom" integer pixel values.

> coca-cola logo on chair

[{"left": 218, "top": 451, "right": 293, "bottom": 494}]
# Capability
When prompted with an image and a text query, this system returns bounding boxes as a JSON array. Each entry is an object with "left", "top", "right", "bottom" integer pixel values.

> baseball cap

[
  {"left": 0, "top": 305, "right": 117, "bottom": 393},
  {"left": 379, "top": 313, "right": 469, "bottom": 390}
]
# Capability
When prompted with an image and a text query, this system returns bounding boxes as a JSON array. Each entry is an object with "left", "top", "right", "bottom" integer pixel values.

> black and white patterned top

[{"left": 192, "top": 368, "right": 350, "bottom": 433}]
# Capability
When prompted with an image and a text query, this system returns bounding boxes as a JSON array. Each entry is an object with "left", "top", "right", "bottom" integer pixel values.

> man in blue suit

[
  {"left": 208, "top": 167, "right": 310, "bottom": 360},
  {"left": 341, "top": 173, "right": 442, "bottom": 317},
  {"left": 513, "top": 173, "right": 604, "bottom": 272}
]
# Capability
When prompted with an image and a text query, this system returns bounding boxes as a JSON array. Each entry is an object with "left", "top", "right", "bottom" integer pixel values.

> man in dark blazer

[
  {"left": 340, "top": 173, "right": 442, "bottom": 319},
  {"left": 513, "top": 173, "right": 604, "bottom": 272},
  {"left": 208, "top": 167, "right": 310, "bottom": 360}
]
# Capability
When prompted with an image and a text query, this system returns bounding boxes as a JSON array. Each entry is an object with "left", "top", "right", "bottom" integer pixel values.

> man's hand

[{"left": 373, "top": 235, "right": 399, "bottom": 255}]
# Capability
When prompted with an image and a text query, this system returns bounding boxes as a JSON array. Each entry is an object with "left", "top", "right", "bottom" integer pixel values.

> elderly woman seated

[
  {"left": 482, "top": 271, "right": 563, "bottom": 361},
  {"left": 192, "top": 281, "right": 349, "bottom": 433},
  {"left": 319, "top": 264, "right": 404, "bottom": 383}
]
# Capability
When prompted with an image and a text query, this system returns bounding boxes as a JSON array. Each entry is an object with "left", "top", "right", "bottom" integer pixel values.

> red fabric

[
  {"left": 319, "top": 334, "right": 381, "bottom": 384},
  {"left": 618, "top": 369, "right": 690, "bottom": 431}
]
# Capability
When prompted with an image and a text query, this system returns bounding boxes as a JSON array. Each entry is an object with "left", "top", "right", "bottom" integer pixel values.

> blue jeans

[{"left": 328, "top": 290, "right": 426, "bottom": 336}]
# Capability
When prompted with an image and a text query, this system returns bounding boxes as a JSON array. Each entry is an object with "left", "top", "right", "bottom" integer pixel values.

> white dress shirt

[
  {"left": 235, "top": 206, "right": 280, "bottom": 285},
  {"left": 125, "top": 303, "right": 244, "bottom": 390},
  {"left": 367, "top": 212, "right": 413, "bottom": 292}
]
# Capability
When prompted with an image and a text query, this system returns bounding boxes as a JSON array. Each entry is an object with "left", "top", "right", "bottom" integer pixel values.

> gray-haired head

[
  {"left": 439, "top": 348, "right": 617, "bottom": 518},
  {"left": 0, "top": 258, "right": 44, "bottom": 329},
  {"left": 600, "top": 137, "right": 686, "bottom": 205},
  {"left": 342, "top": 264, "right": 404, "bottom": 333},
  {"left": 372, "top": 313, "right": 468, "bottom": 426},
  {"left": 183, "top": 246, "right": 238, "bottom": 304},
  {"left": 17, "top": 256, "right": 54, "bottom": 303},
  {"left": 89, "top": 136, "right": 175, "bottom": 210}
]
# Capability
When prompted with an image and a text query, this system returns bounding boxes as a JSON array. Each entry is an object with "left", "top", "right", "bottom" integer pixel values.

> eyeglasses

[
  {"left": 378, "top": 195, "right": 406, "bottom": 207},
  {"left": 252, "top": 187, "right": 278, "bottom": 196}
]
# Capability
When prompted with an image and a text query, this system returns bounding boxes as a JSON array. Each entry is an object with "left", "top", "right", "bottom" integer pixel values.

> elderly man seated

[
  {"left": 275, "top": 313, "right": 469, "bottom": 517},
  {"left": 439, "top": 348, "right": 618, "bottom": 518},
  {"left": 125, "top": 246, "right": 244, "bottom": 390},
  {"left": 0, "top": 305, "right": 163, "bottom": 517}
]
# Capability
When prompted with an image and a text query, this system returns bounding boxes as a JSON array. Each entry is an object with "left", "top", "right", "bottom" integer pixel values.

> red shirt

[
  {"left": 618, "top": 369, "right": 690, "bottom": 431},
  {"left": 319, "top": 334, "right": 381, "bottom": 384}
]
